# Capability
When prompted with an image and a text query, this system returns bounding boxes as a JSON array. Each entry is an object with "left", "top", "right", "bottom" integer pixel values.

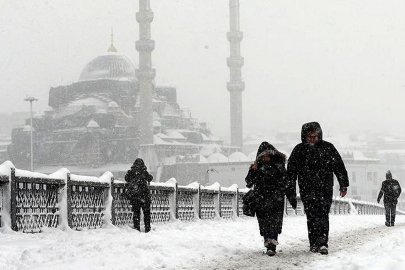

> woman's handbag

[{"left": 242, "top": 189, "right": 258, "bottom": 217}]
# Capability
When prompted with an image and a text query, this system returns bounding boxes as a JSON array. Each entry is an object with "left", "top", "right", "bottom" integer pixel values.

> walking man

[
  {"left": 377, "top": 170, "right": 402, "bottom": 227},
  {"left": 286, "top": 122, "right": 349, "bottom": 255}
]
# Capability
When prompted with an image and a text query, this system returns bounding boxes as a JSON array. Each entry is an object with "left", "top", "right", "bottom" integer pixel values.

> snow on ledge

[
  {"left": 203, "top": 182, "right": 221, "bottom": 191},
  {"left": 221, "top": 184, "right": 238, "bottom": 192},
  {"left": 99, "top": 171, "right": 114, "bottom": 182},
  {"left": 0, "top": 161, "right": 14, "bottom": 176},
  {"left": 238, "top": 188, "right": 250, "bottom": 193},
  {"left": 151, "top": 178, "right": 177, "bottom": 188},
  {"left": 49, "top": 168, "right": 70, "bottom": 180},
  {"left": 70, "top": 171, "right": 113, "bottom": 183},
  {"left": 185, "top": 181, "right": 200, "bottom": 189},
  {"left": 16, "top": 169, "right": 54, "bottom": 179}
]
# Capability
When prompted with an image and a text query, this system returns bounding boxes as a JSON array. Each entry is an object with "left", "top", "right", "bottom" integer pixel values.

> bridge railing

[
  {"left": 0, "top": 161, "right": 402, "bottom": 233},
  {"left": 67, "top": 173, "right": 112, "bottom": 230},
  {"left": 0, "top": 161, "right": 247, "bottom": 232},
  {"left": 285, "top": 195, "right": 401, "bottom": 216},
  {"left": 10, "top": 168, "right": 65, "bottom": 232}
]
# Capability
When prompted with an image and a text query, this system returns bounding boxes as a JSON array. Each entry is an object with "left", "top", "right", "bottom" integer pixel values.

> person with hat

[
  {"left": 377, "top": 170, "right": 402, "bottom": 227},
  {"left": 286, "top": 122, "right": 349, "bottom": 255},
  {"left": 125, "top": 158, "right": 153, "bottom": 232}
]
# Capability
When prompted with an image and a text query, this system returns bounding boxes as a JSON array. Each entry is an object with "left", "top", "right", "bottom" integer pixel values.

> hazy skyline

[{"left": 2, "top": 0, "right": 405, "bottom": 142}]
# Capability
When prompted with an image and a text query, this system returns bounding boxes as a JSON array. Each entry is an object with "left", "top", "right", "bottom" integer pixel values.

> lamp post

[{"left": 24, "top": 96, "right": 38, "bottom": 171}]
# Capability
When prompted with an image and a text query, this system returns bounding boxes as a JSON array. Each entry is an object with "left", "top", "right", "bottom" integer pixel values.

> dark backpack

[
  {"left": 125, "top": 171, "right": 148, "bottom": 203},
  {"left": 126, "top": 180, "right": 142, "bottom": 199}
]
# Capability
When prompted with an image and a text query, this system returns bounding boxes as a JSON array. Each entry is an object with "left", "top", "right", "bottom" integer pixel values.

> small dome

[
  {"left": 87, "top": 120, "right": 100, "bottom": 128},
  {"left": 247, "top": 151, "right": 256, "bottom": 161},
  {"left": 228, "top": 152, "right": 248, "bottom": 162},
  {"left": 207, "top": 153, "right": 228, "bottom": 163},
  {"left": 108, "top": 101, "right": 119, "bottom": 108},
  {"left": 79, "top": 52, "right": 136, "bottom": 82}
]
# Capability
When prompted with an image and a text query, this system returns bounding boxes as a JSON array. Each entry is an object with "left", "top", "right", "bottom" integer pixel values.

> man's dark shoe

[
  {"left": 264, "top": 239, "right": 278, "bottom": 256},
  {"left": 319, "top": 246, "right": 328, "bottom": 255},
  {"left": 266, "top": 248, "right": 276, "bottom": 256},
  {"left": 310, "top": 246, "right": 319, "bottom": 253},
  {"left": 385, "top": 222, "right": 391, "bottom": 227}
]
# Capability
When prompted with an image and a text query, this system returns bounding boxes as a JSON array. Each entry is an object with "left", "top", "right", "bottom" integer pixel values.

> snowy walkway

[{"left": 1, "top": 215, "right": 405, "bottom": 270}]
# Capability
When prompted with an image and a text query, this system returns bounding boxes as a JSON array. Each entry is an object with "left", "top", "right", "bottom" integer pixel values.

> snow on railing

[
  {"left": 284, "top": 195, "right": 400, "bottom": 216},
  {"left": 0, "top": 161, "right": 248, "bottom": 232},
  {"left": 0, "top": 161, "right": 402, "bottom": 233}
]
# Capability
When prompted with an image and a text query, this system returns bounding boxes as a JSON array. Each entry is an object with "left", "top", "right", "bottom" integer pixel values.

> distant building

[
  {"left": 7, "top": 45, "right": 225, "bottom": 172},
  {"left": 0, "top": 112, "right": 30, "bottom": 137},
  {"left": 336, "top": 151, "right": 383, "bottom": 202}
]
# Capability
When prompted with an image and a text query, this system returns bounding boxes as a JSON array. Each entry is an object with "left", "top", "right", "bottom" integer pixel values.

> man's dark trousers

[
  {"left": 132, "top": 200, "right": 151, "bottom": 231},
  {"left": 302, "top": 192, "right": 333, "bottom": 248},
  {"left": 384, "top": 202, "right": 396, "bottom": 226}
]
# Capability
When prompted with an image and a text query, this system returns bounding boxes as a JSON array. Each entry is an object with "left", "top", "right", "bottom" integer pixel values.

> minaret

[
  {"left": 227, "top": 0, "right": 245, "bottom": 149},
  {"left": 108, "top": 28, "right": 117, "bottom": 52},
  {"left": 136, "top": 0, "right": 158, "bottom": 171}
]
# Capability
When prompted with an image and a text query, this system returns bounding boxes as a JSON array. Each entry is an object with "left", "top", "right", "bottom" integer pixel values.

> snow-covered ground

[{"left": 1, "top": 215, "right": 405, "bottom": 270}]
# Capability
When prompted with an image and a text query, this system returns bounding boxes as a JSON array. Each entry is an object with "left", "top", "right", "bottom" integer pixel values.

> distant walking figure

[
  {"left": 125, "top": 158, "right": 153, "bottom": 232},
  {"left": 377, "top": 170, "right": 401, "bottom": 227},
  {"left": 286, "top": 122, "right": 349, "bottom": 255},
  {"left": 245, "top": 142, "right": 297, "bottom": 256}
]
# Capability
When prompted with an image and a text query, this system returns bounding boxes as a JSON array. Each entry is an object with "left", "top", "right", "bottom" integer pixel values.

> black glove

[{"left": 377, "top": 199, "right": 380, "bottom": 203}]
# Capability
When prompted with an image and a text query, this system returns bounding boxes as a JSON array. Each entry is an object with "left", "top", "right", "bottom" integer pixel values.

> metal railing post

[
  {"left": 66, "top": 173, "right": 73, "bottom": 229},
  {"left": 10, "top": 168, "right": 17, "bottom": 231},
  {"left": 111, "top": 176, "right": 116, "bottom": 225}
]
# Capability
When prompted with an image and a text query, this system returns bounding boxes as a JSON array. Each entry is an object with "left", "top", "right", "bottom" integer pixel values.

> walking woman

[
  {"left": 125, "top": 158, "right": 153, "bottom": 232},
  {"left": 245, "top": 142, "right": 297, "bottom": 256}
]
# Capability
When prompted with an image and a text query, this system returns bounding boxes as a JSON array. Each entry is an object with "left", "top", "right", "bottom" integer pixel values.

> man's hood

[{"left": 301, "top": 122, "right": 323, "bottom": 143}]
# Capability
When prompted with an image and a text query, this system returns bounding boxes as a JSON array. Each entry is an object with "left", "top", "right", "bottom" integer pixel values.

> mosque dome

[
  {"left": 207, "top": 153, "right": 228, "bottom": 163},
  {"left": 78, "top": 52, "right": 136, "bottom": 82},
  {"left": 108, "top": 101, "right": 119, "bottom": 108},
  {"left": 228, "top": 151, "right": 248, "bottom": 162}
]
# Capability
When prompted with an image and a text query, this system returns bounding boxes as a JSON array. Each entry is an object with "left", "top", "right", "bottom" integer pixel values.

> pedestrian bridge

[
  {"left": 0, "top": 160, "right": 403, "bottom": 233},
  {"left": 1, "top": 214, "right": 404, "bottom": 270}
]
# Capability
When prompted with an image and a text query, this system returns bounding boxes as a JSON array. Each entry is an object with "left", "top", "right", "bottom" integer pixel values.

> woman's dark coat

[
  {"left": 124, "top": 158, "right": 153, "bottom": 204},
  {"left": 245, "top": 142, "right": 288, "bottom": 235}
]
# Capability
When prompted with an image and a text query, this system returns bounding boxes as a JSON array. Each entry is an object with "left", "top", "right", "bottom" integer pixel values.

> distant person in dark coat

[
  {"left": 377, "top": 170, "right": 402, "bottom": 227},
  {"left": 245, "top": 142, "right": 297, "bottom": 256},
  {"left": 286, "top": 122, "right": 349, "bottom": 255},
  {"left": 125, "top": 158, "right": 153, "bottom": 232}
]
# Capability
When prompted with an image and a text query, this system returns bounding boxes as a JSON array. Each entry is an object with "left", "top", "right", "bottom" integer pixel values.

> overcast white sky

[{"left": 1, "top": 0, "right": 405, "bottom": 141}]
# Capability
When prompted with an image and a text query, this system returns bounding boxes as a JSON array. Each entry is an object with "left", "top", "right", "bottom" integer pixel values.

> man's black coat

[
  {"left": 378, "top": 179, "right": 401, "bottom": 204},
  {"left": 125, "top": 158, "right": 153, "bottom": 204},
  {"left": 286, "top": 122, "right": 349, "bottom": 201}
]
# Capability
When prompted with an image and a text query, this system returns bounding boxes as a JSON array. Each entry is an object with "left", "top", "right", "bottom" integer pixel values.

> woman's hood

[{"left": 256, "top": 141, "right": 276, "bottom": 158}]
